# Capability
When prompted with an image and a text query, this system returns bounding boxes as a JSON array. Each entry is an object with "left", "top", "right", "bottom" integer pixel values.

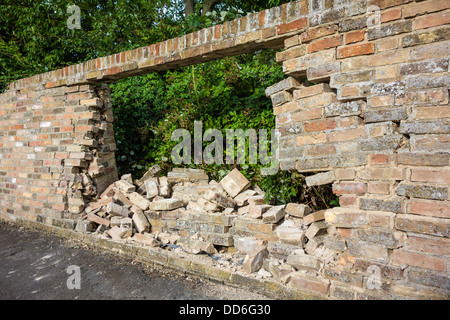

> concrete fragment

[
  {"left": 285, "top": 203, "right": 311, "bottom": 218},
  {"left": 220, "top": 168, "right": 251, "bottom": 197},
  {"left": 132, "top": 211, "right": 150, "bottom": 233},
  {"left": 150, "top": 199, "right": 184, "bottom": 211},
  {"left": 262, "top": 205, "right": 286, "bottom": 224},
  {"left": 243, "top": 246, "right": 269, "bottom": 274},
  {"left": 128, "top": 192, "right": 151, "bottom": 210}
]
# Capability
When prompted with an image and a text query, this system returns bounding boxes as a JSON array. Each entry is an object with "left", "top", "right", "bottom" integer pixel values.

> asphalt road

[{"left": 0, "top": 222, "right": 269, "bottom": 300}]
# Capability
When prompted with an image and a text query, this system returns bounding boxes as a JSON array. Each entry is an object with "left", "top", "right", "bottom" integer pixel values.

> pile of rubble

[{"left": 75, "top": 165, "right": 336, "bottom": 280}]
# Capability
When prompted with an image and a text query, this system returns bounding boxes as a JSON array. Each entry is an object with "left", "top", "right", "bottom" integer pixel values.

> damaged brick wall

[{"left": 0, "top": 0, "right": 449, "bottom": 299}]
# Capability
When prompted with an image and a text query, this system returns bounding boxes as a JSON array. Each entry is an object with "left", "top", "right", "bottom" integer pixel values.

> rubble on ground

[{"left": 75, "top": 165, "right": 336, "bottom": 282}]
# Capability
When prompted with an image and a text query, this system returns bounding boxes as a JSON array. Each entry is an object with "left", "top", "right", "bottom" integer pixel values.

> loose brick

[
  {"left": 220, "top": 168, "right": 250, "bottom": 198},
  {"left": 287, "top": 252, "right": 321, "bottom": 271},
  {"left": 305, "top": 221, "right": 328, "bottom": 239},
  {"left": 87, "top": 213, "right": 110, "bottom": 227}
]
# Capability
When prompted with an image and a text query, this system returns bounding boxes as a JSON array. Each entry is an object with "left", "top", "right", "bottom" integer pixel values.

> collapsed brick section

[{"left": 0, "top": 0, "right": 449, "bottom": 300}]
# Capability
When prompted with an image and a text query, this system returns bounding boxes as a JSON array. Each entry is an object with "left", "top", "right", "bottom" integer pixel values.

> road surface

[{"left": 0, "top": 222, "right": 269, "bottom": 300}]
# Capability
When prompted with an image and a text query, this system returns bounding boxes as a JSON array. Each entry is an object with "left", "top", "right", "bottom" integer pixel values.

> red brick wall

[
  {"left": 0, "top": 84, "right": 118, "bottom": 224},
  {"left": 1, "top": 0, "right": 449, "bottom": 299}
]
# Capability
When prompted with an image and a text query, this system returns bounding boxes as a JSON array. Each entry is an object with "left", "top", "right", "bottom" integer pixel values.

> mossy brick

[
  {"left": 360, "top": 198, "right": 402, "bottom": 213},
  {"left": 397, "top": 184, "right": 448, "bottom": 201}
]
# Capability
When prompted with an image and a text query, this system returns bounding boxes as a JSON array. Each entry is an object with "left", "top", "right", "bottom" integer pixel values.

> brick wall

[
  {"left": 0, "top": 0, "right": 449, "bottom": 299},
  {"left": 0, "top": 84, "right": 118, "bottom": 224}
]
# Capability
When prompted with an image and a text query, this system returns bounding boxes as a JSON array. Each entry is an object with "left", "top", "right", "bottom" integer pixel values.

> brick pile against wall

[{"left": 0, "top": 0, "right": 449, "bottom": 299}]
